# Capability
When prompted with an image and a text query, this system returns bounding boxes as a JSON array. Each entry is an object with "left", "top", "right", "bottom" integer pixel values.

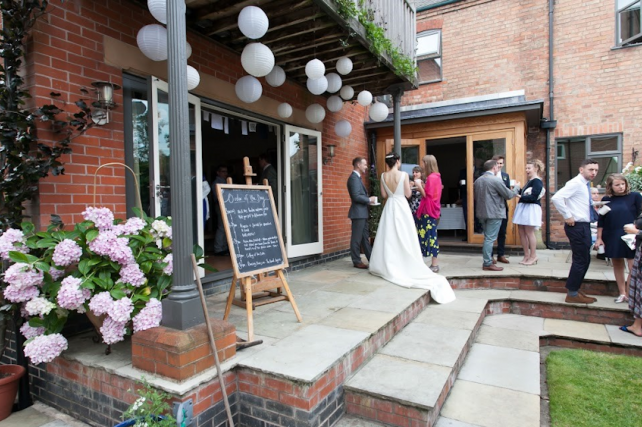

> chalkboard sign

[{"left": 216, "top": 184, "right": 288, "bottom": 278}]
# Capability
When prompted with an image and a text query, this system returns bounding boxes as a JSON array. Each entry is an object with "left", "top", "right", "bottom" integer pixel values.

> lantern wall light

[
  {"left": 323, "top": 144, "right": 336, "bottom": 165},
  {"left": 91, "top": 81, "right": 121, "bottom": 125}
]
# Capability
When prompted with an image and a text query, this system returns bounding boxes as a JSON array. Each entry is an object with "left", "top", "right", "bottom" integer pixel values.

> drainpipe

[{"left": 544, "top": 0, "right": 557, "bottom": 248}]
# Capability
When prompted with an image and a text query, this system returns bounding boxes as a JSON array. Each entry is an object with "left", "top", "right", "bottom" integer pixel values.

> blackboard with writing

[{"left": 216, "top": 185, "right": 288, "bottom": 277}]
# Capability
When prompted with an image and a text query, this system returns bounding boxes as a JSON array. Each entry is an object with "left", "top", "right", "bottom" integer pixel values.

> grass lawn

[{"left": 547, "top": 349, "right": 642, "bottom": 427}]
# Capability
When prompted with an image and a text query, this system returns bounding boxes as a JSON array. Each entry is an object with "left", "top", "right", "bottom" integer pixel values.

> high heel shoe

[
  {"left": 518, "top": 258, "right": 528, "bottom": 265},
  {"left": 522, "top": 257, "right": 538, "bottom": 266}
]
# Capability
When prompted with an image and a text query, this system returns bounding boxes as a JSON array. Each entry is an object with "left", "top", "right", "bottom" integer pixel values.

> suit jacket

[
  {"left": 260, "top": 164, "right": 278, "bottom": 197},
  {"left": 347, "top": 171, "right": 370, "bottom": 219},
  {"left": 500, "top": 171, "right": 510, "bottom": 210},
  {"left": 474, "top": 172, "right": 518, "bottom": 220}
]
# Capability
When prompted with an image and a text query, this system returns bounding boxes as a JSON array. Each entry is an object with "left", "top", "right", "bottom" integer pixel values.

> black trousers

[
  {"left": 564, "top": 222, "right": 592, "bottom": 292},
  {"left": 350, "top": 218, "right": 372, "bottom": 265}
]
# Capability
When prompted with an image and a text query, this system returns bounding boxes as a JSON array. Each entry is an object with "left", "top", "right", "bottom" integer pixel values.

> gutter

[
  {"left": 544, "top": 0, "right": 557, "bottom": 248},
  {"left": 416, "top": 0, "right": 463, "bottom": 12}
]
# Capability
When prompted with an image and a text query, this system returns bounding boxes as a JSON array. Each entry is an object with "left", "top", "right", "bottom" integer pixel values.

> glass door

[
  {"left": 284, "top": 125, "right": 323, "bottom": 257},
  {"left": 385, "top": 139, "right": 426, "bottom": 173}
]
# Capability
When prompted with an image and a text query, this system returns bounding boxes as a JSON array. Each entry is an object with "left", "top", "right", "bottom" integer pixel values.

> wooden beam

[
  {"left": 196, "top": 0, "right": 273, "bottom": 21},
  {"left": 272, "top": 33, "right": 343, "bottom": 55}
]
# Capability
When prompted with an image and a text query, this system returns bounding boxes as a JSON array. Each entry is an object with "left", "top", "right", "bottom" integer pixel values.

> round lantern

[
  {"left": 327, "top": 95, "right": 343, "bottom": 113},
  {"left": 265, "top": 65, "right": 286, "bottom": 87},
  {"left": 148, "top": 0, "right": 167, "bottom": 25},
  {"left": 336, "top": 56, "right": 353, "bottom": 75},
  {"left": 186, "top": 42, "right": 192, "bottom": 59},
  {"left": 335, "top": 120, "right": 352, "bottom": 137},
  {"left": 325, "top": 73, "right": 342, "bottom": 93},
  {"left": 369, "top": 102, "right": 389, "bottom": 122},
  {"left": 187, "top": 65, "right": 200, "bottom": 90},
  {"left": 235, "top": 75, "right": 262, "bottom": 103},
  {"left": 306, "top": 77, "right": 328, "bottom": 95},
  {"left": 241, "top": 42, "right": 274, "bottom": 77},
  {"left": 357, "top": 90, "right": 373, "bottom": 106},
  {"left": 238, "top": 6, "right": 269, "bottom": 40},
  {"left": 137, "top": 24, "right": 168, "bottom": 61},
  {"left": 305, "top": 104, "right": 326, "bottom": 124},
  {"left": 340, "top": 85, "right": 354, "bottom": 100},
  {"left": 277, "top": 103, "right": 292, "bottom": 118},
  {"left": 305, "top": 59, "right": 325, "bottom": 80}
]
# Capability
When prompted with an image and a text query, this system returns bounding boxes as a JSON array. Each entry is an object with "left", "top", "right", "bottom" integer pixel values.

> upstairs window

[
  {"left": 617, "top": 0, "right": 642, "bottom": 46},
  {"left": 417, "top": 30, "right": 442, "bottom": 83}
]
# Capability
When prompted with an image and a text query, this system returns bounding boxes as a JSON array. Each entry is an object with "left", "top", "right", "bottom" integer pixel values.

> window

[
  {"left": 555, "top": 134, "right": 622, "bottom": 190},
  {"left": 416, "top": 30, "right": 442, "bottom": 83},
  {"left": 617, "top": 0, "right": 642, "bottom": 46}
]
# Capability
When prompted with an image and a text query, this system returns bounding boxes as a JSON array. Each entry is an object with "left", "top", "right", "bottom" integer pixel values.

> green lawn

[{"left": 547, "top": 349, "right": 642, "bottom": 427}]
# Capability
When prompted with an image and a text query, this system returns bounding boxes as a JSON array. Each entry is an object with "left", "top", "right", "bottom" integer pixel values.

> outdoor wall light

[
  {"left": 91, "top": 81, "right": 121, "bottom": 125},
  {"left": 323, "top": 144, "right": 336, "bottom": 165}
]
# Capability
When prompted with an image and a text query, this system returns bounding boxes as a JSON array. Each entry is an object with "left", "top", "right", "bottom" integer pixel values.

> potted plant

[{"left": 116, "top": 378, "right": 177, "bottom": 427}]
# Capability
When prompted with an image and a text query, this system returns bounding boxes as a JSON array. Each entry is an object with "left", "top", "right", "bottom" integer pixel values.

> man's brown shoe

[
  {"left": 579, "top": 291, "right": 597, "bottom": 302},
  {"left": 354, "top": 263, "right": 368, "bottom": 269},
  {"left": 565, "top": 293, "right": 596, "bottom": 304},
  {"left": 497, "top": 256, "right": 510, "bottom": 264},
  {"left": 483, "top": 265, "right": 504, "bottom": 271}
]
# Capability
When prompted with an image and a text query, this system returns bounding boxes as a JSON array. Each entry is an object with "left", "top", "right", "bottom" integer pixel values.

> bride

[{"left": 369, "top": 152, "right": 456, "bottom": 304}]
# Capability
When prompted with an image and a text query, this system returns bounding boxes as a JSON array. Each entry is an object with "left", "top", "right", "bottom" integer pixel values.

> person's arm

[
  {"left": 519, "top": 180, "right": 543, "bottom": 203},
  {"left": 414, "top": 178, "right": 426, "bottom": 197},
  {"left": 595, "top": 226, "right": 604, "bottom": 250},
  {"left": 380, "top": 177, "right": 387, "bottom": 200},
  {"left": 495, "top": 179, "right": 518, "bottom": 200},
  {"left": 551, "top": 180, "right": 579, "bottom": 220},
  {"left": 403, "top": 173, "right": 411, "bottom": 199},
  {"left": 348, "top": 175, "right": 371, "bottom": 205}
]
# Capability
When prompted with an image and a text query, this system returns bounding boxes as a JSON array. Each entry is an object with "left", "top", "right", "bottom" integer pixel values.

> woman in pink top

[{"left": 416, "top": 154, "right": 442, "bottom": 272}]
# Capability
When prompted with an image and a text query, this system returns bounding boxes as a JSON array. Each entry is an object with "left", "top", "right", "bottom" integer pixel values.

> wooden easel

[{"left": 218, "top": 157, "right": 302, "bottom": 342}]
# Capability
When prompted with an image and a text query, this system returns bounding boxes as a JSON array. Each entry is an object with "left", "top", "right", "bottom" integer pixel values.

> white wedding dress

[{"left": 369, "top": 173, "right": 456, "bottom": 304}]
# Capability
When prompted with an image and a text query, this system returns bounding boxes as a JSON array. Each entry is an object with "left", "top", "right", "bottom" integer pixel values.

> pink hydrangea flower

[
  {"left": 113, "top": 217, "right": 146, "bottom": 236},
  {"left": 3, "top": 263, "right": 44, "bottom": 288},
  {"left": 49, "top": 267, "right": 65, "bottom": 281},
  {"left": 52, "top": 239, "right": 82, "bottom": 267},
  {"left": 82, "top": 207, "right": 114, "bottom": 231},
  {"left": 25, "top": 297, "right": 56, "bottom": 317},
  {"left": 132, "top": 298, "right": 162, "bottom": 333},
  {"left": 24, "top": 333, "right": 68, "bottom": 364},
  {"left": 20, "top": 323, "right": 45, "bottom": 340},
  {"left": 100, "top": 317, "right": 127, "bottom": 345},
  {"left": 89, "top": 292, "right": 113, "bottom": 316},
  {"left": 0, "top": 228, "right": 29, "bottom": 259},
  {"left": 88, "top": 231, "right": 134, "bottom": 265},
  {"left": 107, "top": 297, "right": 133, "bottom": 323},
  {"left": 117, "top": 263, "right": 146, "bottom": 287},
  {"left": 161, "top": 254, "right": 173, "bottom": 275},
  {"left": 57, "top": 276, "right": 90, "bottom": 310},
  {"left": 3, "top": 284, "right": 39, "bottom": 303}
]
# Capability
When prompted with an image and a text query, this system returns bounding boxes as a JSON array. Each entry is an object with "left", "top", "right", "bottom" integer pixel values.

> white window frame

[{"left": 416, "top": 29, "right": 442, "bottom": 84}]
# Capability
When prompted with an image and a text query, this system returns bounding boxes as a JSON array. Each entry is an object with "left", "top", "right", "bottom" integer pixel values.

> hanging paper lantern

[
  {"left": 327, "top": 96, "right": 343, "bottom": 113},
  {"left": 238, "top": 6, "right": 269, "bottom": 40},
  {"left": 186, "top": 42, "right": 192, "bottom": 59},
  {"left": 186, "top": 65, "right": 200, "bottom": 90},
  {"left": 137, "top": 24, "right": 168, "bottom": 61},
  {"left": 235, "top": 75, "right": 262, "bottom": 103},
  {"left": 241, "top": 42, "right": 274, "bottom": 77},
  {"left": 305, "top": 59, "right": 325, "bottom": 80},
  {"left": 325, "top": 73, "right": 342, "bottom": 93},
  {"left": 305, "top": 104, "right": 325, "bottom": 124},
  {"left": 357, "top": 90, "right": 373, "bottom": 106},
  {"left": 147, "top": 0, "right": 167, "bottom": 25},
  {"left": 336, "top": 56, "right": 353, "bottom": 75},
  {"left": 340, "top": 85, "right": 354, "bottom": 100},
  {"left": 306, "top": 77, "right": 328, "bottom": 95},
  {"left": 369, "top": 102, "right": 389, "bottom": 122},
  {"left": 277, "top": 103, "right": 292, "bottom": 118},
  {"left": 265, "top": 65, "right": 286, "bottom": 87},
  {"left": 335, "top": 120, "right": 352, "bottom": 137}
]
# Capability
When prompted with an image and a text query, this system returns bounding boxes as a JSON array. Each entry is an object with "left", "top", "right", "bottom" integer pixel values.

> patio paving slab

[
  {"left": 429, "top": 297, "right": 488, "bottom": 314},
  {"left": 605, "top": 324, "right": 642, "bottom": 347},
  {"left": 334, "top": 415, "right": 387, "bottom": 427},
  {"left": 475, "top": 325, "right": 540, "bottom": 352},
  {"left": 318, "top": 307, "right": 396, "bottom": 333},
  {"left": 347, "top": 285, "right": 425, "bottom": 313},
  {"left": 543, "top": 318, "right": 610, "bottom": 342},
  {"left": 414, "top": 306, "right": 480, "bottom": 330},
  {"left": 435, "top": 417, "right": 481, "bottom": 427},
  {"left": 272, "top": 290, "right": 361, "bottom": 317},
  {"left": 324, "top": 279, "right": 386, "bottom": 295},
  {"left": 293, "top": 268, "right": 360, "bottom": 284},
  {"left": 481, "top": 313, "right": 546, "bottom": 335}
]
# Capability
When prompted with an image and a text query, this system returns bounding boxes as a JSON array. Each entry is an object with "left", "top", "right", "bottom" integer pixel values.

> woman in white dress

[
  {"left": 513, "top": 159, "right": 545, "bottom": 265},
  {"left": 369, "top": 152, "right": 455, "bottom": 304}
]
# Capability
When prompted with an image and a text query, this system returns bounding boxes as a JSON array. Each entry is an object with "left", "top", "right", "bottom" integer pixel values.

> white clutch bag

[{"left": 621, "top": 234, "right": 636, "bottom": 251}]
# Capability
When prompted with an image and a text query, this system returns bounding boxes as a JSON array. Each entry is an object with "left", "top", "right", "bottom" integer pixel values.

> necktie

[{"left": 588, "top": 182, "right": 598, "bottom": 222}]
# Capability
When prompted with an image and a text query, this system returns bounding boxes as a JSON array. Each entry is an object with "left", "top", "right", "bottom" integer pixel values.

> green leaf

[
  {"left": 110, "top": 288, "right": 127, "bottom": 300},
  {"left": 35, "top": 261, "right": 51, "bottom": 272},
  {"left": 199, "top": 263, "right": 218, "bottom": 273},
  {"left": 8, "top": 251, "right": 30, "bottom": 264},
  {"left": 35, "top": 238, "right": 58, "bottom": 248},
  {"left": 85, "top": 229, "right": 99, "bottom": 242},
  {"left": 29, "top": 317, "right": 45, "bottom": 327},
  {"left": 162, "top": 237, "right": 172, "bottom": 249},
  {"left": 193, "top": 244, "right": 204, "bottom": 260},
  {"left": 78, "top": 259, "right": 89, "bottom": 276},
  {"left": 21, "top": 222, "right": 35, "bottom": 234}
]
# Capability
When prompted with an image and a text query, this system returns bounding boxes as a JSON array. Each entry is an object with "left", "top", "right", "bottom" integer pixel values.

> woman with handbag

[
  {"left": 621, "top": 214, "right": 642, "bottom": 337},
  {"left": 513, "top": 159, "right": 545, "bottom": 265}
]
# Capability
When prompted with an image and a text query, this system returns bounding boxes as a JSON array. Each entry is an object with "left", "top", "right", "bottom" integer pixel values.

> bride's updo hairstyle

[{"left": 384, "top": 152, "right": 400, "bottom": 168}]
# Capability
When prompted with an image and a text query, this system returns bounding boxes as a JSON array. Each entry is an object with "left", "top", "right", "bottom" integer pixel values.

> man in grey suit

[
  {"left": 348, "top": 157, "right": 376, "bottom": 269},
  {"left": 258, "top": 153, "right": 278, "bottom": 205}
]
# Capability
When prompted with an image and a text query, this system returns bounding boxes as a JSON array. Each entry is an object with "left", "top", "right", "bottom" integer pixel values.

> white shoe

[{"left": 614, "top": 295, "right": 628, "bottom": 304}]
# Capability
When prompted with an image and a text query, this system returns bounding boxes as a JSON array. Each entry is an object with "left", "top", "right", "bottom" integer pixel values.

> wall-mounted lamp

[
  {"left": 323, "top": 144, "right": 336, "bottom": 165},
  {"left": 91, "top": 81, "right": 121, "bottom": 125}
]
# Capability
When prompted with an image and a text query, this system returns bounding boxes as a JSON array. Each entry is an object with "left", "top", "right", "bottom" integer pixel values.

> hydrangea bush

[
  {"left": 0, "top": 207, "right": 174, "bottom": 365},
  {"left": 622, "top": 162, "right": 642, "bottom": 192}
]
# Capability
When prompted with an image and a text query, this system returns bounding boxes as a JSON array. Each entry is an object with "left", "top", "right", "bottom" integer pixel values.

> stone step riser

[{"left": 450, "top": 277, "right": 619, "bottom": 296}]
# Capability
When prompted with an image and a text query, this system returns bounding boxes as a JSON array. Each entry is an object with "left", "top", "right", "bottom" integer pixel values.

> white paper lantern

[
  {"left": 137, "top": 24, "right": 168, "bottom": 61},
  {"left": 277, "top": 103, "right": 292, "bottom": 118},
  {"left": 305, "top": 59, "right": 325, "bottom": 80},
  {"left": 241, "top": 42, "right": 274, "bottom": 77},
  {"left": 336, "top": 56, "right": 353, "bottom": 75},
  {"left": 306, "top": 76, "right": 328, "bottom": 95},
  {"left": 340, "top": 85, "right": 354, "bottom": 100},
  {"left": 147, "top": 0, "right": 167, "bottom": 25},
  {"left": 305, "top": 104, "right": 326, "bottom": 124},
  {"left": 238, "top": 6, "right": 269, "bottom": 40},
  {"left": 327, "top": 96, "right": 343, "bottom": 113},
  {"left": 186, "top": 42, "right": 192, "bottom": 59},
  {"left": 357, "top": 90, "right": 373, "bottom": 106},
  {"left": 335, "top": 120, "right": 352, "bottom": 137},
  {"left": 369, "top": 102, "right": 389, "bottom": 122},
  {"left": 265, "top": 65, "right": 286, "bottom": 87},
  {"left": 187, "top": 65, "right": 200, "bottom": 90},
  {"left": 235, "top": 75, "right": 262, "bottom": 103},
  {"left": 325, "top": 73, "right": 342, "bottom": 93}
]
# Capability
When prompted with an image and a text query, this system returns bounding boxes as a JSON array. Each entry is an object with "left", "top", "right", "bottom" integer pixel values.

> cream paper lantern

[
  {"left": 325, "top": 73, "right": 342, "bottom": 93},
  {"left": 241, "top": 42, "right": 274, "bottom": 77},
  {"left": 305, "top": 104, "right": 326, "bottom": 124},
  {"left": 238, "top": 6, "right": 269, "bottom": 40},
  {"left": 326, "top": 95, "right": 343, "bottom": 113},
  {"left": 335, "top": 120, "right": 352, "bottom": 137},
  {"left": 369, "top": 102, "right": 389, "bottom": 122},
  {"left": 147, "top": 0, "right": 167, "bottom": 25},
  {"left": 340, "top": 85, "right": 354, "bottom": 100},
  {"left": 306, "top": 76, "right": 328, "bottom": 95},
  {"left": 265, "top": 65, "right": 286, "bottom": 87},
  {"left": 187, "top": 65, "right": 200, "bottom": 90},
  {"left": 336, "top": 56, "right": 353, "bottom": 75},
  {"left": 137, "top": 24, "right": 168, "bottom": 61},
  {"left": 277, "top": 103, "right": 292, "bottom": 118},
  {"left": 186, "top": 42, "right": 192, "bottom": 59},
  {"left": 305, "top": 59, "right": 325, "bottom": 80},
  {"left": 235, "top": 75, "right": 262, "bottom": 103},
  {"left": 357, "top": 90, "right": 373, "bottom": 106}
]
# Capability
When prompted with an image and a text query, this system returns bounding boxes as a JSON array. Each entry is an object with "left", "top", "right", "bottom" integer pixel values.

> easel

[{"left": 218, "top": 157, "right": 302, "bottom": 342}]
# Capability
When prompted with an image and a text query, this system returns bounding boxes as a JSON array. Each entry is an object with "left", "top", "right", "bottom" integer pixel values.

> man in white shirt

[{"left": 551, "top": 159, "right": 599, "bottom": 304}]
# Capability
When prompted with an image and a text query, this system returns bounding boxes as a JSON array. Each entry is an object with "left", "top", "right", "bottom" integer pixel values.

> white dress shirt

[{"left": 551, "top": 173, "right": 591, "bottom": 222}]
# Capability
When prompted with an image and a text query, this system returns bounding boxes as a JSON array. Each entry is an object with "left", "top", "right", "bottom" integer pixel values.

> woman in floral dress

[
  {"left": 621, "top": 215, "right": 642, "bottom": 337},
  {"left": 408, "top": 166, "right": 424, "bottom": 218},
  {"left": 415, "top": 155, "right": 442, "bottom": 273}
]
